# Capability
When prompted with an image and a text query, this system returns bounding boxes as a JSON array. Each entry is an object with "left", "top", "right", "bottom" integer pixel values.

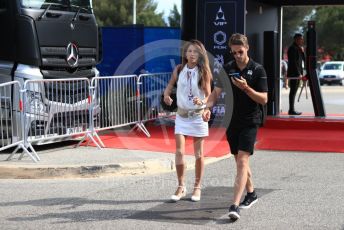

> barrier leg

[
  {"left": 19, "top": 144, "right": 38, "bottom": 163},
  {"left": 130, "top": 122, "right": 151, "bottom": 137},
  {"left": 6, "top": 144, "right": 38, "bottom": 163},
  {"left": 76, "top": 131, "right": 104, "bottom": 150},
  {"left": 76, "top": 134, "right": 87, "bottom": 147},
  {"left": 6, "top": 145, "right": 21, "bottom": 161},
  {"left": 6, "top": 143, "right": 38, "bottom": 163},
  {"left": 28, "top": 143, "right": 40, "bottom": 161},
  {"left": 93, "top": 131, "right": 105, "bottom": 147}
]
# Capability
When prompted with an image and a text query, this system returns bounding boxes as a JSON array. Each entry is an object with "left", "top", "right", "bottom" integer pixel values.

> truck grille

[
  {"left": 40, "top": 47, "right": 97, "bottom": 68},
  {"left": 39, "top": 46, "right": 96, "bottom": 103}
]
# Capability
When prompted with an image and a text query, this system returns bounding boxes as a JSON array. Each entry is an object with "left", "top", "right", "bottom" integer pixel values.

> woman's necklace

[{"left": 186, "top": 66, "right": 196, "bottom": 101}]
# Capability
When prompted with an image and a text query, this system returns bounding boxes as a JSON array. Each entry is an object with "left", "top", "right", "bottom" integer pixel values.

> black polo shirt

[{"left": 214, "top": 58, "right": 268, "bottom": 126}]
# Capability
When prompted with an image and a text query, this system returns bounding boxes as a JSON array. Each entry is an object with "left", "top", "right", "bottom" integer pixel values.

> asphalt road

[
  {"left": 0, "top": 150, "right": 343, "bottom": 230},
  {"left": 280, "top": 85, "right": 344, "bottom": 115}
]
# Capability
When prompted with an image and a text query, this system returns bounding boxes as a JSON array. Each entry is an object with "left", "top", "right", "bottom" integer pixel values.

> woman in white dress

[{"left": 163, "top": 40, "right": 212, "bottom": 202}]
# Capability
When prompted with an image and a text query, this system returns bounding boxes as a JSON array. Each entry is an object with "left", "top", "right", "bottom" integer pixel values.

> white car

[{"left": 319, "top": 61, "right": 344, "bottom": 85}]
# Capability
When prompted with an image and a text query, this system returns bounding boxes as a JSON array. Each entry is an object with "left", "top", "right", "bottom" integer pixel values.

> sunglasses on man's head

[{"left": 230, "top": 50, "right": 244, "bottom": 56}]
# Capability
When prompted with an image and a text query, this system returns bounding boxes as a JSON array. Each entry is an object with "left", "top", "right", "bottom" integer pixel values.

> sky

[{"left": 156, "top": 0, "right": 181, "bottom": 21}]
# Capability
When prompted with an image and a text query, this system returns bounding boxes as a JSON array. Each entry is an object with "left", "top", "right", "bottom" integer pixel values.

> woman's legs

[
  {"left": 174, "top": 134, "right": 186, "bottom": 196},
  {"left": 193, "top": 137, "right": 204, "bottom": 197}
]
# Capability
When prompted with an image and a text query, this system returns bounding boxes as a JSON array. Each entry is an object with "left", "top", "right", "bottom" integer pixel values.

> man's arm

[
  {"left": 241, "top": 86, "right": 267, "bottom": 105},
  {"left": 231, "top": 66, "right": 268, "bottom": 105}
]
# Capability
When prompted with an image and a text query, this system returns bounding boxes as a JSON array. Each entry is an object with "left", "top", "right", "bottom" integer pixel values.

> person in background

[
  {"left": 287, "top": 33, "right": 305, "bottom": 115},
  {"left": 163, "top": 40, "right": 212, "bottom": 202},
  {"left": 203, "top": 33, "right": 268, "bottom": 220},
  {"left": 281, "top": 58, "right": 288, "bottom": 89}
]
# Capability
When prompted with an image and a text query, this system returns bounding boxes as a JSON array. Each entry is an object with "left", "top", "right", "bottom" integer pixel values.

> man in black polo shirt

[{"left": 203, "top": 33, "right": 268, "bottom": 220}]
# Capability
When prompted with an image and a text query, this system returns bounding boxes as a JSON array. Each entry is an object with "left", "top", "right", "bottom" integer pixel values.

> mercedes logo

[{"left": 66, "top": 42, "right": 79, "bottom": 67}]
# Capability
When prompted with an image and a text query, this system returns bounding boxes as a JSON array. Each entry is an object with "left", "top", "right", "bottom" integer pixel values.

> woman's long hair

[{"left": 181, "top": 40, "right": 212, "bottom": 91}]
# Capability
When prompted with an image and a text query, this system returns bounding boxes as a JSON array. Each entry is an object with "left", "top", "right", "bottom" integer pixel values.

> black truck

[{"left": 0, "top": 0, "right": 101, "bottom": 144}]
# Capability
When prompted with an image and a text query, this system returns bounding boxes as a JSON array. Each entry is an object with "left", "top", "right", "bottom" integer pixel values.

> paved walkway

[
  {"left": 0, "top": 149, "right": 343, "bottom": 229},
  {"left": 0, "top": 141, "right": 229, "bottom": 179}
]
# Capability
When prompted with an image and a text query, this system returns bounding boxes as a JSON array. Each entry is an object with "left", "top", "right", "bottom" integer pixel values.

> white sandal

[
  {"left": 170, "top": 186, "right": 187, "bottom": 202},
  {"left": 191, "top": 186, "right": 201, "bottom": 202}
]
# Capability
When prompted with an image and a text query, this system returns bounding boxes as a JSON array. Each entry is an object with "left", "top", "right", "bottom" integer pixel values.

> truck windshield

[{"left": 21, "top": 0, "right": 92, "bottom": 13}]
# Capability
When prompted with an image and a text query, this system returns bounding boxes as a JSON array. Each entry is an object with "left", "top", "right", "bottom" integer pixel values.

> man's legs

[
  {"left": 227, "top": 125, "right": 258, "bottom": 219},
  {"left": 235, "top": 154, "right": 254, "bottom": 193},
  {"left": 237, "top": 155, "right": 258, "bottom": 209},
  {"left": 288, "top": 79, "right": 301, "bottom": 114},
  {"left": 233, "top": 151, "right": 251, "bottom": 205},
  {"left": 228, "top": 151, "right": 250, "bottom": 220}
]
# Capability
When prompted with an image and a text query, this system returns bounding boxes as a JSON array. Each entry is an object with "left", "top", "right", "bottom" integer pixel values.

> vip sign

[
  {"left": 214, "top": 6, "right": 227, "bottom": 26},
  {"left": 201, "top": 0, "right": 245, "bottom": 124},
  {"left": 203, "top": 1, "right": 244, "bottom": 62}
]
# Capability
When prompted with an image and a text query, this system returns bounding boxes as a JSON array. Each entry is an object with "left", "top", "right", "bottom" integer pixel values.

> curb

[{"left": 0, "top": 155, "right": 230, "bottom": 179}]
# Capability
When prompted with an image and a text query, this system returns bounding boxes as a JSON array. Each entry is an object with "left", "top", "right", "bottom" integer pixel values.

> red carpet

[
  {"left": 87, "top": 117, "right": 344, "bottom": 155},
  {"left": 256, "top": 117, "right": 344, "bottom": 153},
  {"left": 93, "top": 125, "right": 230, "bottom": 157}
]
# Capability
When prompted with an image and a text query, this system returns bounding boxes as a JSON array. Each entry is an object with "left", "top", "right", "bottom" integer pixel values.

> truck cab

[{"left": 0, "top": 0, "right": 101, "bottom": 144}]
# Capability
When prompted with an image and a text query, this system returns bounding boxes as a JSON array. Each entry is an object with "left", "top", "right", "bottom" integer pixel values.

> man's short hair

[
  {"left": 293, "top": 33, "right": 303, "bottom": 39},
  {"left": 229, "top": 33, "right": 249, "bottom": 47}
]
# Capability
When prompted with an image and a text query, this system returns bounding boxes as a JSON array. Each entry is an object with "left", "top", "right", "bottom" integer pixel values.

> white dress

[{"left": 175, "top": 65, "right": 209, "bottom": 137}]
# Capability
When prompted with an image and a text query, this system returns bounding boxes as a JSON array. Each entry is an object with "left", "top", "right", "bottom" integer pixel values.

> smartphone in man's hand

[{"left": 228, "top": 72, "right": 241, "bottom": 79}]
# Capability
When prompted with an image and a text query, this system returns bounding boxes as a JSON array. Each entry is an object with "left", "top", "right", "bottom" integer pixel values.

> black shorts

[{"left": 226, "top": 124, "right": 259, "bottom": 155}]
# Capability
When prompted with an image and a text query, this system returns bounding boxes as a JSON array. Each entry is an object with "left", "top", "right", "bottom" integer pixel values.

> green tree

[
  {"left": 168, "top": 4, "right": 181, "bottom": 27},
  {"left": 312, "top": 6, "right": 344, "bottom": 60},
  {"left": 93, "top": 0, "right": 166, "bottom": 27}
]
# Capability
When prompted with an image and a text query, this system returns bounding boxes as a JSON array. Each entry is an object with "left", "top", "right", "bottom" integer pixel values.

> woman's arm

[
  {"left": 163, "top": 65, "right": 180, "bottom": 105},
  {"left": 202, "top": 87, "right": 222, "bottom": 122},
  {"left": 205, "top": 87, "right": 222, "bottom": 108},
  {"left": 202, "top": 72, "right": 212, "bottom": 102}
]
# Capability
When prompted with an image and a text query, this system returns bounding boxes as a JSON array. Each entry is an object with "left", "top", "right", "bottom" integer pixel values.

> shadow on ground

[{"left": 3, "top": 187, "right": 275, "bottom": 225}]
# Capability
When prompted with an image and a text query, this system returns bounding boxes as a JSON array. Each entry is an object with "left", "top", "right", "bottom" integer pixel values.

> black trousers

[{"left": 288, "top": 79, "right": 300, "bottom": 112}]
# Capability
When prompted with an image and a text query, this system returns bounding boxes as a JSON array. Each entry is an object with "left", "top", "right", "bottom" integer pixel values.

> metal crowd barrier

[
  {"left": 136, "top": 72, "right": 175, "bottom": 137},
  {"left": 1, "top": 73, "right": 176, "bottom": 160},
  {"left": 0, "top": 81, "right": 39, "bottom": 162},
  {"left": 88, "top": 75, "right": 139, "bottom": 134},
  {"left": 23, "top": 78, "right": 93, "bottom": 145}
]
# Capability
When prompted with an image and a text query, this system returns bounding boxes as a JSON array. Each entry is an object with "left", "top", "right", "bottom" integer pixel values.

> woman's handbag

[{"left": 160, "top": 89, "right": 177, "bottom": 112}]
